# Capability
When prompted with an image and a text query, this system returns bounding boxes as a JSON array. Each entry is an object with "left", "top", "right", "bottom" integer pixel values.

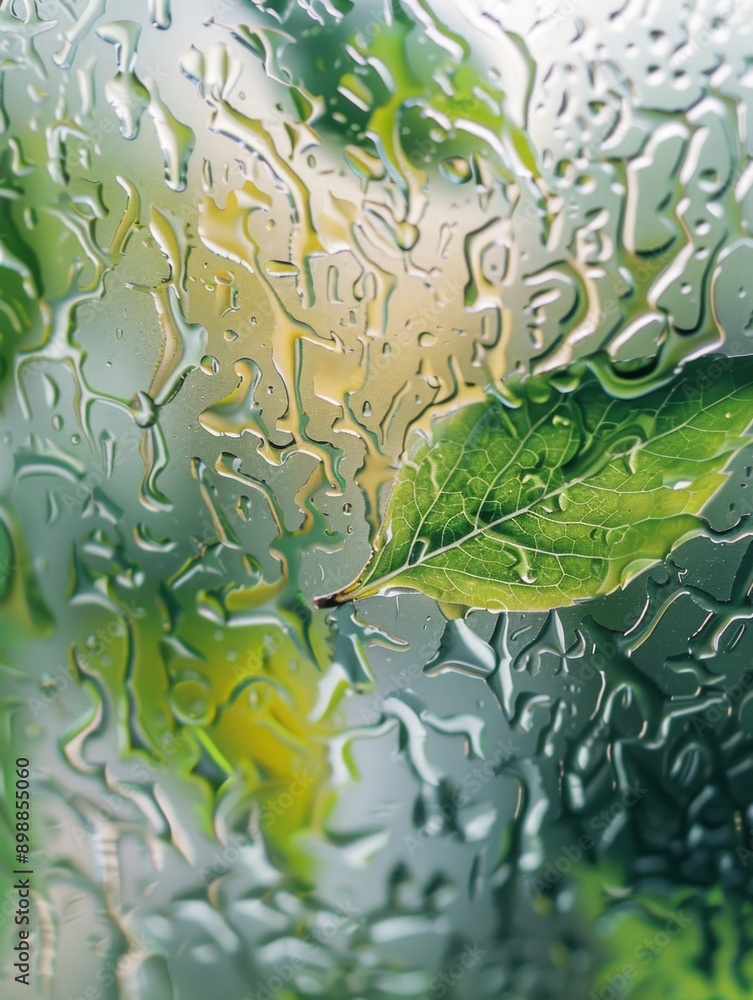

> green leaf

[{"left": 317, "top": 355, "right": 753, "bottom": 613}]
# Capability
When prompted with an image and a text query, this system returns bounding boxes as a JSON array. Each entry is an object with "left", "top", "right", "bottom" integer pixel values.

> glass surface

[{"left": 2, "top": 1, "right": 753, "bottom": 998}]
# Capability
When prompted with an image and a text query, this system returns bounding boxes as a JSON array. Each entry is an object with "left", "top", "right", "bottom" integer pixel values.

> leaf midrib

[
  {"left": 406, "top": 400, "right": 565, "bottom": 565},
  {"left": 360, "top": 379, "right": 744, "bottom": 597}
]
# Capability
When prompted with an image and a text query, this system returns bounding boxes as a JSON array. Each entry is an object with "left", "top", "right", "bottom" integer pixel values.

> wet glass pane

[{"left": 2, "top": 1, "right": 753, "bottom": 998}]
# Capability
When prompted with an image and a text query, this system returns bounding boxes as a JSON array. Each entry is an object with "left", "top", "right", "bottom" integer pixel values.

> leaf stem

[{"left": 313, "top": 578, "right": 364, "bottom": 609}]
